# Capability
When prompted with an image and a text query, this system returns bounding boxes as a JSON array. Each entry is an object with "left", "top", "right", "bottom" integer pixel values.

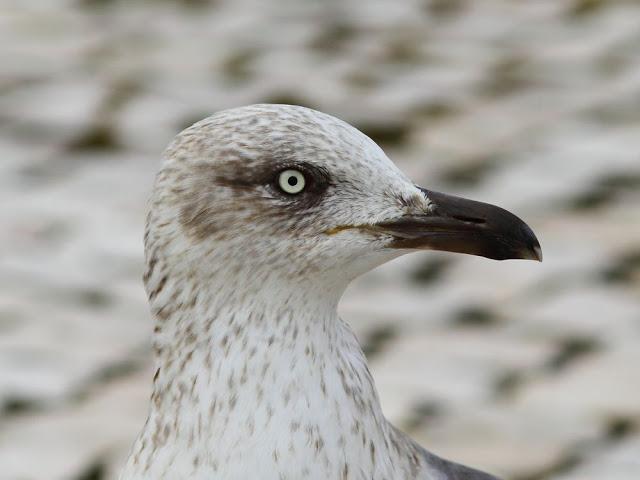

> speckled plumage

[{"left": 120, "top": 104, "right": 501, "bottom": 480}]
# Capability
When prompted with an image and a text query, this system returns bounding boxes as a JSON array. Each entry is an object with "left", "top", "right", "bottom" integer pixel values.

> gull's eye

[{"left": 278, "top": 169, "right": 306, "bottom": 195}]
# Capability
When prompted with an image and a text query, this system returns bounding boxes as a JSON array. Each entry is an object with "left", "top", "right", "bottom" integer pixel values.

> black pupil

[{"left": 287, "top": 175, "right": 298, "bottom": 187}]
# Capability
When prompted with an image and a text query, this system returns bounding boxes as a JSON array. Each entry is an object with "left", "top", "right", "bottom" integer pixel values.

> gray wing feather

[
  {"left": 420, "top": 448, "right": 502, "bottom": 480},
  {"left": 388, "top": 424, "right": 502, "bottom": 480}
]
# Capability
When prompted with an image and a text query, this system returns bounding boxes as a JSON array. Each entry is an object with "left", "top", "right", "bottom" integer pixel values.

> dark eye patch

[
  {"left": 181, "top": 155, "right": 331, "bottom": 241},
  {"left": 210, "top": 153, "right": 331, "bottom": 208}
]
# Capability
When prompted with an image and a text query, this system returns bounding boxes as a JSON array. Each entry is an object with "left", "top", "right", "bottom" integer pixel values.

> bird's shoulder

[{"left": 388, "top": 424, "right": 502, "bottom": 480}]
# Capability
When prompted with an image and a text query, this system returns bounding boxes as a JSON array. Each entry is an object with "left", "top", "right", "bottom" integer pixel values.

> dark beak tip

[
  {"left": 489, "top": 242, "right": 542, "bottom": 262},
  {"left": 522, "top": 243, "right": 543, "bottom": 262},
  {"left": 506, "top": 231, "right": 542, "bottom": 262},
  {"left": 533, "top": 244, "right": 543, "bottom": 262},
  {"left": 519, "top": 222, "right": 543, "bottom": 262}
]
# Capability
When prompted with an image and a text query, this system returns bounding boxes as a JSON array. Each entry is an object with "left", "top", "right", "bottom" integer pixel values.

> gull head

[{"left": 146, "top": 104, "right": 541, "bottom": 297}]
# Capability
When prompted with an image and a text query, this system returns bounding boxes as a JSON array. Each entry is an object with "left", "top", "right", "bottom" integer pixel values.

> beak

[{"left": 371, "top": 188, "right": 542, "bottom": 261}]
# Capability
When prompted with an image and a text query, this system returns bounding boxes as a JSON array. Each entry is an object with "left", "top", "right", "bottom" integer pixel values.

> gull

[{"left": 120, "top": 104, "right": 541, "bottom": 480}]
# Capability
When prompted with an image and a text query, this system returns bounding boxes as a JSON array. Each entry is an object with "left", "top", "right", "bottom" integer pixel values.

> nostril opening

[{"left": 452, "top": 214, "right": 486, "bottom": 225}]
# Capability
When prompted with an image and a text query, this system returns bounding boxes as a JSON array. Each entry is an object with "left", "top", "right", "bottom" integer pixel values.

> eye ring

[{"left": 278, "top": 169, "right": 306, "bottom": 195}]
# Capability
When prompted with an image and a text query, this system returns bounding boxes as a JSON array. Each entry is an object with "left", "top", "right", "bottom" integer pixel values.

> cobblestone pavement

[{"left": 1, "top": 1, "right": 639, "bottom": 479}]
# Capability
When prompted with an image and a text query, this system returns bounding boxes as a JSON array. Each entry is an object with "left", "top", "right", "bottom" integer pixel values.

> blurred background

[{"left": 1, "top": 0, "right": 639, "bottom": 479}]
